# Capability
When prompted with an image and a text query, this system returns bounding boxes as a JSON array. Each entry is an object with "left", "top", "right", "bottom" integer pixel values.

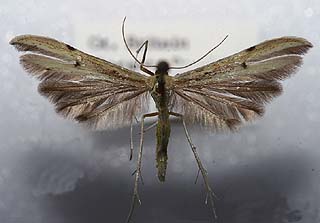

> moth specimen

[{"left": 10, "top": 18, "right": 312, "bottom": 222}]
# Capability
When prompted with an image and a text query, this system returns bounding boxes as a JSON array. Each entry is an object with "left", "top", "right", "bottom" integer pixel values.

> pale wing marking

[{"left": 171, "top": 37, "right": 313, "bottom": 130}]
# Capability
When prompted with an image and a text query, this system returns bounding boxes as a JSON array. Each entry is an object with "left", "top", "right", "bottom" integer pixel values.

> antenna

[
  {"left": 169, "top": 35, "right": 229, "bottom": 70},
  {"left": 122, "top": 17, "right": 228, "bottom": 70},
  {"left": 122, "top": 17, "right": 157, "bottom": 68},
  {"left": 122, "top": 17, "right": 142, "bottom": 65}
]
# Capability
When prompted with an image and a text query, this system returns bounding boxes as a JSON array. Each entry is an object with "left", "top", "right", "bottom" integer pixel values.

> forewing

[
  {"left": 10, "top": 35, "right": 152, "bottom": 129},
  {"left": 171, "top": 36, "right": 312, "bottom": 131}
]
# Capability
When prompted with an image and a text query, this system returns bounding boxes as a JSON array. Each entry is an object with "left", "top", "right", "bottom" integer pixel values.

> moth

[{"left": 10, "top": 18, "right": 312, "bottom": 222}]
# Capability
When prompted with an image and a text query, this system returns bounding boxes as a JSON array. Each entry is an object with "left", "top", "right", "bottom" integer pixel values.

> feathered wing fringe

[
  {"left": 171, "top": 37, "right": 312, "bottom": 131},
  {"left": 11, "top": 35, "right": 152, "bottom": 129}
]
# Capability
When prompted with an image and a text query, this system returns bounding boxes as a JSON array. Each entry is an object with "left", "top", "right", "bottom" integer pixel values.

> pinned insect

[{"left": 10, "top": 17, "right": 312, "bottom": 222}]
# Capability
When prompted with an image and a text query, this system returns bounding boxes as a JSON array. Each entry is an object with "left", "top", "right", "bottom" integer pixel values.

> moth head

[{"left": 156, "top": 61, "right": 169, "bottom": 74}]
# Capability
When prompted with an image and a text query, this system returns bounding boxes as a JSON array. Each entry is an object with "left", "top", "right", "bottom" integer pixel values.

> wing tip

[
  {"left": 9, "top": 35, "right": 30, "bottom": 48},
  {"left": 293, "top": 36, "right": 313, "bottom": 48},
  {"left": 9, "top": 35, "right": 26, "bottom": 46},
  {"left": 10, "top": 36, "right": 38, "bottom": 53},
  {"left": 18, "top": 54, "right": 44, "bottom": 78},
  {"left": 285, "top": 36, "right": 313, "bottom": 54}
]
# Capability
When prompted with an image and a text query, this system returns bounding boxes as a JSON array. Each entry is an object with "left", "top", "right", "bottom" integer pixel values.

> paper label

[{"left": 73, "top": 19, "right": 258, "bottom": 74}]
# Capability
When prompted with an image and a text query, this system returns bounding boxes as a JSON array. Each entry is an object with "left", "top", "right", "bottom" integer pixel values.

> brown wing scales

[
  {"left": 171, "top": 37, "right": 312, "bottom": 131},
  {"left": 10, "top": 35, "right": 152, "bottom": 129}
]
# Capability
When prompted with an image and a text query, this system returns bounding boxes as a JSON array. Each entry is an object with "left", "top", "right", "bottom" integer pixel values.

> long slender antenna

[
  {"left": 122, "top": 17, "right": 228, "bottom": 70},
  {"left": 122, "top": 17, "right": 142, "bottom": 65},
  {"left": 169, "top": 35, "right": 229, "bottom": 70},
  {"left": 122, "top": 17, "right": 157, "bottom": 68}
]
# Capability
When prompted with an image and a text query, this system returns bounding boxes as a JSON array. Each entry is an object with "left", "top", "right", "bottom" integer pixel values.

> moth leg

[
  {"left": 135, "top": 40, "right": 154, "bottom": 76},
  {"left": 126, "top": 112, "right": 159, "bottom": 223},
  {"left": 129, "top": 119, "right": 134, "bottom": 160},
  {"left": 135, "top": 40, "right": 147, "bottom": 60},
  {"left": 139, "top": 120, "right": 158, "bottom": 135},
  {"left": 194, "top": 168, "right": 201, "bottom": 184},
  {"left": 169, "top": 112, "right": 218, "bottom": 219},
  {"left": 131, "top": 169, "right": 145, "bottom": 185},
  {"left": 129, "top": 116, "right": 141, "bottom": 161}
]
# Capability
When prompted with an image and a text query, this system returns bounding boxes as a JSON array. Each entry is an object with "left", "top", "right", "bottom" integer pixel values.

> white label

[{"left": 73, "top": 19, "right": 258, "bottom": 75}]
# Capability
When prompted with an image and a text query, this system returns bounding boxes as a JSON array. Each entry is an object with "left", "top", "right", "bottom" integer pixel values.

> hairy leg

[
  {"left": 129, "top": 116, "right": 140, "bottom": 161},
  {"left": 126, "top": 112, "right": 158, "bottom": 223},
  {"left": 169, "top": 112, "right": 218, "bottom": 219}
]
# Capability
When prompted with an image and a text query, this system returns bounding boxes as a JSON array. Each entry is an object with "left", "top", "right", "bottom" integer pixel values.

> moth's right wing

[
  {"left": 10, "top": 35, "right": 153, "bottom": 129},
  {"left": 170, "top": 36, "right": 312, "bottom": 131}
]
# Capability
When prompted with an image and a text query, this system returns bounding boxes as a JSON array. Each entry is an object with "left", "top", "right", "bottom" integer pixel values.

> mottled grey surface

[{"left": 1, "top": 0, "right": 320, "bottom": 223}]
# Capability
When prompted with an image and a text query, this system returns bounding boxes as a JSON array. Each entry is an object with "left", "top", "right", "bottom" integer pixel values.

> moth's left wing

[
  {"left": 10, "top": 35, "right": 153, "bottom": 129},
  {"left": 170, "top": 36, "right": 312, "bottom": 131}
]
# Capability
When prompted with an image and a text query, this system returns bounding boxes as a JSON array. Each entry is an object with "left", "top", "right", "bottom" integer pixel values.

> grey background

[{"left": 1, "top": 0, "right": 320, "bottom": 223}]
